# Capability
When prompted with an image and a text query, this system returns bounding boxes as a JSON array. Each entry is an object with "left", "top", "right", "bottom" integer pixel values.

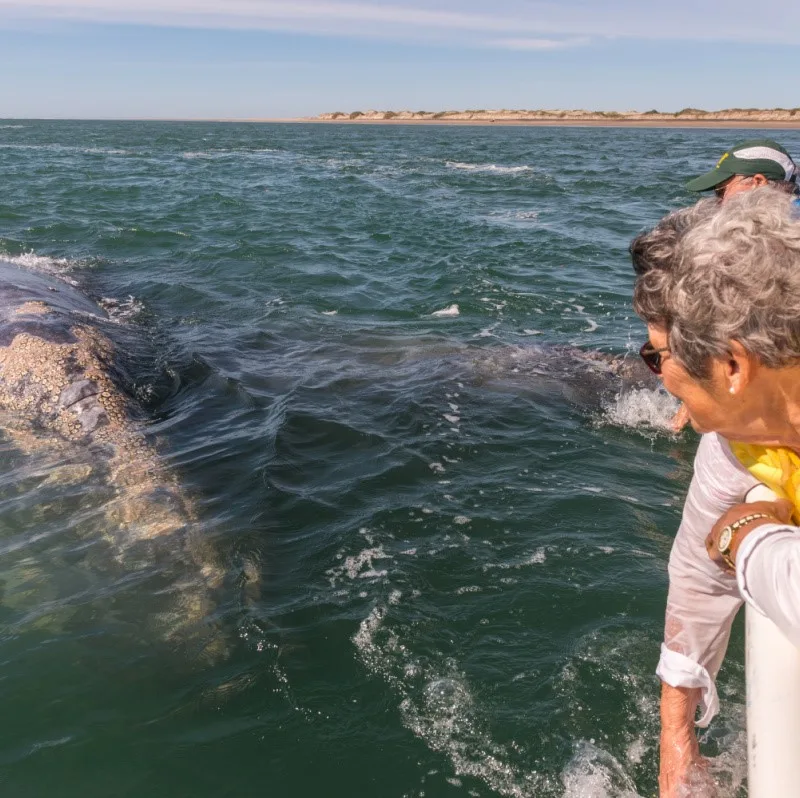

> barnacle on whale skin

[{"left": 0, "top": 276, "right": 234, "bottom": 662}]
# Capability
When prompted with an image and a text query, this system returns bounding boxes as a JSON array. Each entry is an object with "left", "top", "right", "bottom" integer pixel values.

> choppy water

[{"left": 2, "top": 120, "right": 794, "bottom": 797}]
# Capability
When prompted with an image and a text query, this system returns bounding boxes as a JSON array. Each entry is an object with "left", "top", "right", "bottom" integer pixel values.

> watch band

[{"left": 717, "top": 512, "right": 775, "bottom": 568}]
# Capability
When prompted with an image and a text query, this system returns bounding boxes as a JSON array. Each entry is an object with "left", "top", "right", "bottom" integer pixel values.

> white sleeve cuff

[
  {"left": 655, "top": 643, "right": 719, "bottom": 727},
  {"left": 735, "top": 522, "right": 793, "bottom": 616}
]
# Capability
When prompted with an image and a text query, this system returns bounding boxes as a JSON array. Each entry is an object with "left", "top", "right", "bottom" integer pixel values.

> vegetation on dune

[{"left": 319, "top": 107, "right": 800, "bottom": 122}]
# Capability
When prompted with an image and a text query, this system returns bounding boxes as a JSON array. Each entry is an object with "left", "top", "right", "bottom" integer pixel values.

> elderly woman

[{"left": 630, "top": 188, "right": 800, "bottom": 797}]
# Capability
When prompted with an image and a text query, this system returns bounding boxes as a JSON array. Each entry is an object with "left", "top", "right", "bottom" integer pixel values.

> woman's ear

[{"left": 726, "top": 341, "right": 756, "bottom": 395}]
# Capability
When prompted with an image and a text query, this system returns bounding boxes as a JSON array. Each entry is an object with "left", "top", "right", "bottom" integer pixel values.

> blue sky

[{"left": 1, "top": 0, "right": 799, "bottom": 119}]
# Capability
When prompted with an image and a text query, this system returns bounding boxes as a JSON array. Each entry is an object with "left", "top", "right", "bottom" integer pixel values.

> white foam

[
  {"left": 705, "top": 725, "right": 747, "bottom": 796},
  {"left": 326, "top": 545, "right": 393, "bottom": 586},
  {"left": 182, "top": 147, "right": 280, "bottom": 160},
  {"left": 0, "top": 143, "right": 128, "bottom": 155},
  {"left": 560, "top": 740, "right": 643, "bottom": 798},
  {"left": 98, "top": 295, "right": 145, "bottom": 323},
  {"left": 491, "top": 210, "right": 541, "bottom": 222},
  {"left": 344, "top": 547, "right": 390, "bottom": 580},
  {"left": 483, "top": 547, "right": 547, "bottom": 571},
  {"left": 446, "top": 161, "right": 534, "bottom": 175},
  {"left": 602, "top": 388, "right": 679, "bottom": 433},
  {"left": 431, "top": 304, "right": 460, "bottom": 318},
  {"left": 0, "top": 251, "right": 80, "bottom": 284},
  {"left": 473, "top": 325, "right": 499, "bottom": 339}
]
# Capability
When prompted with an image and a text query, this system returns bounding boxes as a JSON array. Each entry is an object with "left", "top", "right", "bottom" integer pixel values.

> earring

[{"left": 729, "top": 387, "right": 735, "bottom": 394}]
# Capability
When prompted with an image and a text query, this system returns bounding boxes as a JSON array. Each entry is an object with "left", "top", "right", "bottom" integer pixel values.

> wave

[
  {"left": 353, "top": 596, "right": 552, "bottom": 797},
  {"left": 334, "top": 522, "right": 647, "bottom": 797},
  {"left": 0, "top": 250, "right": 146, "bottom": 323},
  {"left": 0, "top": 143, "right": 130, "bottom": 155},
  {"left": 181, "top": 148, "right": 280, "bottom": 160},
  {"left": 0, "top": 250, "right": 82, "bottom": 285},
  {"left": 97, "top": 294, "right": 147, "bottom": 324},
  {"left": 496, "top": 210, "right": 540, "bottom": 221},
  {"left": 561, "top": 740, "right": 643, "bottom": 797},
  {"left": 446, "top": 161, "right": 535, "bottom": 175},
  {"left": 601, "top": 386, "right": 679, "bottom": 433},
  {"left": 481, "top": 209, "right": 543, "bottom": 229}
]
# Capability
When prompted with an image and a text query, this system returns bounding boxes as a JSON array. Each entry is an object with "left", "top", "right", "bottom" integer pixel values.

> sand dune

[{"left": 309, "top": 107, "right": 800, "bottom": 127}]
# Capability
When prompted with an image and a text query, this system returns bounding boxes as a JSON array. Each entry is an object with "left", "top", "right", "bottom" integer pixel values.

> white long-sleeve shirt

[{"left": 656, "top": 432, "right": 800, "bottom": 726}]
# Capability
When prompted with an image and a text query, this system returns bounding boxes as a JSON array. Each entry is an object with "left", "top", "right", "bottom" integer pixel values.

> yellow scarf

[{"left": 730, "top": 442, "right": 800, "bottom": 523}]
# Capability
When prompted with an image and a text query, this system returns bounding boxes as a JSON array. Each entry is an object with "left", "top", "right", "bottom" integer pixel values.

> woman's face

[{"left": 646, "top": 324, "right": 740, "bottom": 435}]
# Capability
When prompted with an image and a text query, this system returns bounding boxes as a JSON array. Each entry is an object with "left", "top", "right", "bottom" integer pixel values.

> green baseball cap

[{"left": 686, "top": 138, "right": 797, "bottom": 192}]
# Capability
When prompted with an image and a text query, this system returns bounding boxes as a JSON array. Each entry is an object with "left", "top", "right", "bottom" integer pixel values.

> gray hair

[
  {"left": 766, "top": 178, "right": 799, "bottom": 196},
  {"left": 631, "top": 188, "right": 800, "bottom": 379}
]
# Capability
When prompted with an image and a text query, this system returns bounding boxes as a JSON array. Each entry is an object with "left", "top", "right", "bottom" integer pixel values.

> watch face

[{"left": 718, "top": 527, "right": 733, "bottom": 554}]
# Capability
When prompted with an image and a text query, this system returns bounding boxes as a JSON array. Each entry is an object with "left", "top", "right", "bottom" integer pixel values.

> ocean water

[{"left": 1, "top": 120, "right": 795, "bottom": 797}]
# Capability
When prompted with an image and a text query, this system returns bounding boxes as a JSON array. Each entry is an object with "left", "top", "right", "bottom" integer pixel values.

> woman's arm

[
  {"left": 659, "top": 684, "right": 702, "bottom": 798},
  {"left": 657, "top": 434, "right": 757, "bottom": 794},
  {"left": 704, "top": 499, "right": 800, "bottom": 646}
]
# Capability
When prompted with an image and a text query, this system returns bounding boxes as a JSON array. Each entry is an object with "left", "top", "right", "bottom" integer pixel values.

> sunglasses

[
  {"left": 714, "top": 174, "right": 751, "bottom": 199},
  {"left": 639, "top": 341, "right": 671, "bottom": 375},
  {"left": 714, "top": 182, "right": 729, "bottom": 199}
]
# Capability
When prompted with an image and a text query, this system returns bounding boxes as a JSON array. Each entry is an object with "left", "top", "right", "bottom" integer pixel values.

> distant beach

[{"left": 297, "top": 107, "right": 800, "bottom": 129}]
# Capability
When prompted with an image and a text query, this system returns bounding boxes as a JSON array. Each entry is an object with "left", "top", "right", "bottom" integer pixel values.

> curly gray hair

[{"left": 631, "top": 188, "right": 800, "bottom": 379}]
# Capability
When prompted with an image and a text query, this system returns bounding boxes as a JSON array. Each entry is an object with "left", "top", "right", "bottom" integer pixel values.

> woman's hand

[
  {"left": 704, "top": 499, "right": 793, "bottom": 572},
  {"left": 659, "top": 684, "right": 714, "bottom": 797}
]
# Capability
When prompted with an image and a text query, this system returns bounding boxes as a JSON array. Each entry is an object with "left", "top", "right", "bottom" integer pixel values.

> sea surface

[{"left": 2, "top": 121, "right": 796, "bottom": 797}]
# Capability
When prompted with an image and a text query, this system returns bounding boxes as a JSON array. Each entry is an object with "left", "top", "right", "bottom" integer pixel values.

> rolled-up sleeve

[{"left": 656, "top": 433, "right": 758, "bottom": 726}]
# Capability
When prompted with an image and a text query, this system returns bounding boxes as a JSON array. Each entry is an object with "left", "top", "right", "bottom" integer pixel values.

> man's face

[{"left": 714, "top": 173, "right": 767, "bottom": 200}]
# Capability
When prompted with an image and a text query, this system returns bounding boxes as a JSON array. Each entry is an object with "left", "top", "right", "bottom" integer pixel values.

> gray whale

[{"left": 0, "top": 258, "right": 227, "bottom": 658}]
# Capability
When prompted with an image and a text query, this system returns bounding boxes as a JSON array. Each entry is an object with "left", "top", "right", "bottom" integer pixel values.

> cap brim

[{"left": 685, "top": 166, "right": 735, "bottom": 192}]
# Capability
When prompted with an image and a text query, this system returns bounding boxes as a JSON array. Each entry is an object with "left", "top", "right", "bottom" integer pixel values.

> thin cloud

[
  {"left": 3, "top": 0, "right": 563, "bottom": 40},
  {"left": 491, "top": 37, "right": 590, "bottom": 51},
  {"left": 2, "top": 0, "right": 799, "bottom": 46}
]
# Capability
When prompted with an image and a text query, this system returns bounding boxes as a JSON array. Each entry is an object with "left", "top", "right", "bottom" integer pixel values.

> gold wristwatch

[{"left": 717, "top": 512, "right": 774, "bottom": 569}]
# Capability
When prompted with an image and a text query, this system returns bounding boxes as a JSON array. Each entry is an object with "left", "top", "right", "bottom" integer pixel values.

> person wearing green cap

[
  {"left": 686, "top": 138, "right": 798, "bottom": 200},
  {"left": 667, "top": 139, "right": 800, "bottom": 433}
]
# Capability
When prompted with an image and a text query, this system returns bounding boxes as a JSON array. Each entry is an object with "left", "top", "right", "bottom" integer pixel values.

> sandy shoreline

[
  {"left": 7, "top": 117, "right": 800, "bottom": 130},
  {"left": 277, "top": 117, "right": 800, "bottom": 129},
  {"left": 5, "top": 117, "right": 800, "bottom": 129}
]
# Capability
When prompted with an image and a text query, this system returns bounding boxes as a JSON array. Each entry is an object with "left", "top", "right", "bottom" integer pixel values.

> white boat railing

[{"left": 745, "top": 602, "right": 800, "bottom": 797}]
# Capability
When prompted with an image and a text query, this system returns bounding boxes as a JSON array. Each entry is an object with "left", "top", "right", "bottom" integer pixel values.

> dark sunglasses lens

[
  {"left": 714, "top": 177, "right": 733, "bottom": 199},
  {"left": 639, "top": 342, "right": 662, "bottom": 374}
]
